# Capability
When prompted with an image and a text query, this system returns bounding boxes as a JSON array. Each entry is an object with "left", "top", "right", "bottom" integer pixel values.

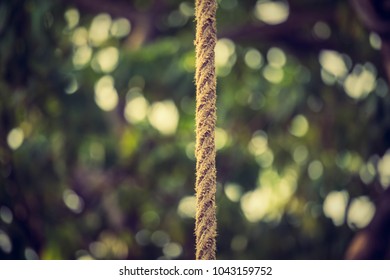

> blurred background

[{"left": 1, "top": 0, "right": 390, "bottom": 260}]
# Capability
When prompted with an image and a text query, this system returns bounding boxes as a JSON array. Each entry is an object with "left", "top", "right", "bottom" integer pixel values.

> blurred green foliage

[{"left": 1, "top": 0, "right": 390, "bottom": 260}]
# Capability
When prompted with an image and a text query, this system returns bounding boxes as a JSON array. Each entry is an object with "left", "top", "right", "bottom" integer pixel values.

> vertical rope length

[{"left": 194, "top": 0, "right": 217, "bottom": 260}]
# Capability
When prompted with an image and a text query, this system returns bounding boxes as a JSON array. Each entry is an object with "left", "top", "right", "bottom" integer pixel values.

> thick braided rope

[{"left": 194, "top": 0, "right": 217, "bottom": 260}]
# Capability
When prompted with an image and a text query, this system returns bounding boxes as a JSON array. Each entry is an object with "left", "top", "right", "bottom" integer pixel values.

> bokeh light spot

[
  {"left": 313, "top": 21, "right": 331, "bottom": 39},
  {"left": 163, "top": 242, "right": 182, "bottom": 258},
  {"left": 65, "top": 77, "right": 78, "bottom": 94},
  {"left": 24, "top": 247, "right": 39, "bottom": 260},
  {"left": 141, "top": 211, "right": 161, "bottom": 228},
  {"left": 92, "top": 47, "right": 119, "bottom": 73},
  {"left": 63, "top": 189, "right": 84, "bottom": 214},
  {"left": 308, "top": 160, "right": 323, "bottom": 180},
  {"left": 293, "top": 145, "right": 308, "bottom": 164},
  {"left": 147, "top": 100, "right": 179, "bottom": 136},
  {"left": 72, "top": 27, "right": 88, "bottom": 46},
  {"left": 151, "top": 231, "right": 170, "bottom": 247},
  {"left": 215, "top": 38, "right": 236, "bottom": 76},
  {"left": 124, "top": 92, "right": 149, "bottom": 124},
  {"left": 168, "top": 10, "right": 188, "bottom": 27},
  {"left": 110, "top": 18, "right": 131, "bottom": 38},
  {"left": 0, "top": 206, "right": 13, "bottom": 224},
  {"left": 263, "top": 65, "right": 284, "bottom": 83},
  {"left": 255, "top": 149, "right": 274, "bottom": 168},
  {"left": 245, "top": 48, "right": 263, "bottom": 70},
  {"left": 135, "top": 229, "right": 151, "bottom": 246},
  {"left": 64, "top": 8, "right": 80, "bottom": 29},
  {"left": 231, "top": 235, "right": 248, "bottom": 252},
  {"left": 241, "top": 167, "right": 297, "bottom": 222},
  {"left": 248, "top": 130, "right": 268, "bottom": 156},
  {"left": 267, "top": 47, "right": 286, "bottom": 68},
  {"left": 73, "top": 45, "right": 92, "bottom": 68},
  {"left": 378, "top": 150, "right": 390, "bottom": 188},
  {"left": 255, "top": 0, "right": 289, "bottom": 25},
  {"left": 94, "top": 75, "right": 119, "bottom": 111},
  {"left": 359, "top": 162, "right": 376, "bottom": 185},
  {"left": 215, "top": 127, "right": 228, "bottom": 150},
  {"left": 347, "top": 196, "right": 375, "bottom": 229},
  {"left": 289, "top": 115, "right": 309, "bottom": 137},
  {"left": 185, "top": 142, "right": 196, "bottom": 160},
  {"left": 178, "top": 196, "right": 196, "bottom": 218},
  {"left": 323, "top": 191, "right": 349, "bottom": 226},
  {"left": 319, "top": 50, "right": 348, "bottom": 79},
  {"left": 0, "top": 230, "right": 12, "bottom": 254},
  {"left": 224, "top": 182, "right": 242, "bottom": 202},
  {"left": 7, "top": 128, "right": 24, "bottom": 150},
  {"left": 369, "top": 32, "right": 382, "bottom": 50},
  {"left": 179, "top": 2, "right": 195, "bottom": 17},
  {"left": 344, "top": 63, "right": 376, "bottom": 99},
  {"left": 89, "top": 13, "right": 112, "bottom": 46}
]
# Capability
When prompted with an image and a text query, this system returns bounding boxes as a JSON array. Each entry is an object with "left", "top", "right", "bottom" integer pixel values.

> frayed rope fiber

[{"left": 194, "top": 0, "right": 217, "bottom": 260}]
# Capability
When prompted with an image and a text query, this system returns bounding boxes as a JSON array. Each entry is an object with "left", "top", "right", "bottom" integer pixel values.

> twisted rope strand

[{"left": 194, "top": 0, "right": 217, "bottom": 260}]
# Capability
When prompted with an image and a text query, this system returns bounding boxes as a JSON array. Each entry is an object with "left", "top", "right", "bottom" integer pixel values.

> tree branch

[{"left": 350, "top": 0, "right": 390, "bottom": 35}]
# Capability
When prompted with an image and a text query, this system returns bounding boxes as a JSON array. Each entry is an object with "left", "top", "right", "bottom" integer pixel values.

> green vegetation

[{"left": 1, "top": 0, "right": 389, "bottom": 259}]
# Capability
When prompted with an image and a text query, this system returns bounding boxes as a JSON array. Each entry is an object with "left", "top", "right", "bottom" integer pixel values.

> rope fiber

[{"left": 194, "top": 0, "right": 217, "bottom": 260}]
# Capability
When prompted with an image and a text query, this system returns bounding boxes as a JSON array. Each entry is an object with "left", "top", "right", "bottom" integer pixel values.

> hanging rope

[{"left": 194, "top": 0, "right": 217, "bottom": 260}]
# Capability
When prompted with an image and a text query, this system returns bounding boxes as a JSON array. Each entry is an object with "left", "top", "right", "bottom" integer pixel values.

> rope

[{"left": 194, "top": 0, "right": 217, "bottom": 260}]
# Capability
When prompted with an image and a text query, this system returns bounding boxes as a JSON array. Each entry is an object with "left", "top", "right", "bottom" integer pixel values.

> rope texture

[{"left": 194, "top": 0, "right": 217, "bottom": 260}]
